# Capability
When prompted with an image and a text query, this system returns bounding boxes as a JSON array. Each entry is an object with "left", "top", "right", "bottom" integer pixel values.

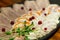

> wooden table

[
  {"left": 49, "top": 29, "right": 60, "bottom": 40},
  {"left": 0, "top": 0, "right": 24, "bottom": 7}
]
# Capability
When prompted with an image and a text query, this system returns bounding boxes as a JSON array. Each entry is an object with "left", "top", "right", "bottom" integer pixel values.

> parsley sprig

[
  {"left": 16, "top": 27, "right": 21, "bottom": 36},
  {"left": 9, "top": 37, "right": 15, "bottom": 40},
  {"left": 24, "top": 36, "right": 29, "bottom": 40},
  {"left": 23, "top": 21, "right": 34, "bottom": 40},
  {"left": 24, "top": 21, "right": 34, "bottom": 35},
  {"left": 10, "top": 21, "right": 34, "bottom": 40},
  {"left": 5, "top": 31, "right": 12, "bottom": 35}
]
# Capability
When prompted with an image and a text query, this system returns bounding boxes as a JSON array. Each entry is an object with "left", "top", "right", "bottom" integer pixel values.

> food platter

[
  {"left": 13, "top": 0, "right": 60, "bottom": 40},
  {"left": 38, "top": 22, "right": 60, "bottom": 40},
  {"left": 0, "top": 0, "right": 60, "bottom": 40}
]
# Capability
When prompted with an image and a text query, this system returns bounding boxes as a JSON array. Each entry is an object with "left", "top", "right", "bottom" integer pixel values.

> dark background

[
  {"left": 0, "top": 0, "right": 60, "bottom": 7},
  {"left": 49, "top": 0, "right": 60, "bottom": 5}
]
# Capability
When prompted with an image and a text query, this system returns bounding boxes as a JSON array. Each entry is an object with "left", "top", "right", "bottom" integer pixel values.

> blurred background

[
  {"left": 0, "top": 0, "right": 25, "bottom": 7},
  {"left": 0, "top": 0, "right": 60, "bottom": 7}
]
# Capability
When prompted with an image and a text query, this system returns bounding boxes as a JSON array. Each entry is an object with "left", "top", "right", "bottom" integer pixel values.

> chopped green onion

[
  {"left": 21, "top": 31, "right": 25, "bottom": 36},
  {"left": 12, "top": 29, "right": 15, "bottom": 32},
  {"left": 16, "top": 27, "right": 21, "bottom": 36},
  {"left": 12, "top": 21, "right": 34, "bottom": 38},
  {"left": 28, "top": 22, "right": 34, "bottom": 27},
  {"left": 5, "top": 31, "right": 12, "bottom": 35},
  {"left": 23, "top": 21, "right": 34, "bottom": 35},
  {"left": 16, "top": 27, "right": 20, "bottom": 33},
  {"left": 24, "top": 21, "right": 26, "bottom": 27},
  {"left": 25, "top": 36, "right": 29, "bottom": 40},
  {"left": 9, "top": 37, "right": 14, "bottom": 40}
]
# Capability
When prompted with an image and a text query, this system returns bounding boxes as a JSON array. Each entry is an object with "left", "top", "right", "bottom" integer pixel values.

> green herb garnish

[
  {"left": 11, "top": 21, "right": 34, "bottom": 40},
  {"left": 28, "top": 22, "right": 34, "bottom": 27},
  {"left": 16, "top": 27, "right": 21, "bottom": 36},
  {"left": 5, "top": 31, "right": 12, "bottom": 35},
  {"left": 23, "top": 21, "right": 33, "bottom": 35},
  {"left": 25, "top": 36, "right": 29, "bottom": 40},
  {"left": 9, "top": 37, "right": 14, "bottom": 40},
  {"left": 16, "top": 27, "right": 20, "bottom": 33},
  {"left": 24, "top": 21, "right": 34, "bottom": 40}
]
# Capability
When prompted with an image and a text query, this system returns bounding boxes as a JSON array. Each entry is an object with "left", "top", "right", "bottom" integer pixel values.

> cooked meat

[
  {"left": 12, "top": 4, "right": 60, "bottom": 40},
  {"left": 0, "top": 24, "right": 11, "bottom": 32},
  {"left": 24, "top": 1, "right": 39, "bottom": 11},
  {"left": 13, "top": 4, "right": 28, "bottom": 16},
  {"left": 36, "top": 0, "right": 50, "bottom": 9},
  {"left": 0, "top": 14, "right": 11, "bottom": 25},
  {"left": 0, "top": 24, "right": 12, "bottom": 40},
  {"left": 14, "top": 36, "right": 24, "bottom": 40},
  {"left": 1, "top": 7, "right": 18, "bottom": 21}
]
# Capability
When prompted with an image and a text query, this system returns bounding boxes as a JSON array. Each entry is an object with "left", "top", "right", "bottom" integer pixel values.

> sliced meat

[
  {"left": 24, "top": 1, "right": 39, "bottom": 11},
  {"left": 36, "top": 0, "right": 50, "bottom": 9},
  {"left": 1, "top": 7, "right": 18, "bottom": 21},
  {"left": 0, "top": 14, "right": 15, "bottom": 26},
  {"left": 14, "top": 36, "right": 25, "bottom": 40},
  {"left": 0, "top": 24, "right": 14, "bottom": 40},
  {"left": 0, "top": 14, "right": 11, "bottom": 25},
  {"left": 13, "top": 4, "right": 28, "bottom": 16},
  {"left": 0, "top": 24, "right": 11, "bottom": 33},
  {"left": 0, "top": 24, "right": 11, "bottom": 37}
]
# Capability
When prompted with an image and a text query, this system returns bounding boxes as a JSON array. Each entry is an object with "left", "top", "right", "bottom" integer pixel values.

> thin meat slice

[
  {"left": 14, "top": 36, "right": 25, "bottom": 40},
  {"left": 36, "top": 0, "right": 50, "bottom": 9},
  {"left": 0, "top": 14, "right": 11, "bottom": 26},
  {"left": 0, "top": 24, "right": 11, "bottom": 37},
  {"left": 0, "top": 13, "right": 15, "bottom": 27},
  {"left": 1, "top": 7, "right": 18, "bottom": 21},
  {"left": 24, "top": 1, "right": 39, "bottom": 11},
  {"left": 13, "top": 4, "right": 28, "bottom": 16},
  {"left": 0, "top": 24, "right": 14, "bottom": 40},
  {"left": 0, "top": 24, "right": 11, "bottom": 33}
]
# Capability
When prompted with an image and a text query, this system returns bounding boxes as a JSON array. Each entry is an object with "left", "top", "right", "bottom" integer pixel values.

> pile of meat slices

[{"left": 0, "top": 0, "right": 59, "bottom": 40}]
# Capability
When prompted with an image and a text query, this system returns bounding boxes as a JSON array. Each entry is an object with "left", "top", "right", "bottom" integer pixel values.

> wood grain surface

[{"left": 49, "top": 29, "right": 60, "bottom": 40}]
